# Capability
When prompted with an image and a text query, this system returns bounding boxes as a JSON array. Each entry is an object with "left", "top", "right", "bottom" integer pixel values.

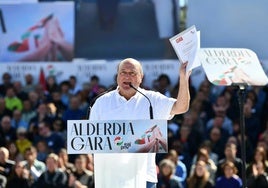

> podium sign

[
  {"left": 199, "top": 48, "right": 268, "bottom": 86},
  {"left": 67, "top": 119, "right": 168, "bottom": 154}
]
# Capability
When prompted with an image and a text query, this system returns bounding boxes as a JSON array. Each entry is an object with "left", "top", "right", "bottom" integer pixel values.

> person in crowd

[
  {"left": 207, "top": 126, "right": 227, "bottom": 160},
  {"left": 33, "top": 153, "right": 68, "bottom": 188},
  {"left": 154, "top": 74, "right": 172, "bottom": 97},
  {"left": 216, "top": 142, "right": 243, "bottom": 178},
  {"left": 51, "top": 90, "right": 67, "bottom": 118},
  {"left": 36, "top": 140, "right": 49, "bottom": 162},
  {"left": 244, "top": 96, "right": 261, "bottom": 148},
  {"left": 21, "top": 99, "right": 37, "bottom": 124},
  {"left": 13, "top": 81, "right": 28, "bottom": 101},
  {"left": 157, "top": 158, "right": 183, "bottom": 188},
  {"left": 246, "top": 146, "right": 268, "bottom": 178},
  {"left": 165, "top": 149, "right": 187, "bottom": 187},
  {"left": 7, "top": 141, "right": 24, "bottom": 162},
  {"left": 0, "top": 72, "right": 13, "bottom": 97},
  {"left": 69, "top": 76, "right": 82, "bottom": 96},
  {"left": 187, "top": 160, "right": 213, "bottom": 188},
  {"left": 11, "top": 109, "right": 29, "bottom": 130},
  {"left": 192, "top": 140, "right": 218, "bottom": 166},
  {"left": 28, "top": 102, "right": 54, "bottom": 140},
  {"left": 28, "top": 91, "right": 42, "bottom": 110},
  {"left": 6, "top": 161, "right": 31, "bottom": 188},
  {"left": 68, "top": 154, "right": 94, "bottom": 188},
  {"left": 58, "top": 148, "right": 75, "bottom": 175},
  {"left": 59, "top": 81, "right": 71, "bottom": 107},
  {"left": 22, "top": 73, "right": 36, "bottom": 93},
  {"left": 4, "top": 86, "right": 23, "bottom": 111},
  {"left": 0, "top": 97, "right": 12, "bottom": 122},
  {"left": 15, "top": 127, "right": 32, "bottom": 156},
  {"left": 189, "top": 147, "right": 217, "bottom": 185},
  {"left": 0, "top": 147, "right": 15, "bottom": 178},
  {"left": 215, "top": 161, "right": 242, "bottom": 188},
  {"left": 22, "top": 146, "right": 46, "bottom": 185},
  {"left": 62, "top": 95, "right": 86, "bottom": 124},
  {"left": 35, "top": 120, "right": 65, "bottom": 154},
  {"left": 0, "top": 115, "right": 17, "bottom": 145},
  {"left": 85, "top": 154, "right": 94, "bottom": 172},
  {"left": 89, "top": 58, "right": 191, "bottom": 188},
  {"left": 46, "top": 75, "right": 59, "bottom": 94},
  {"left": 247, "top": 161, "right": 268, "bottom": 188}
]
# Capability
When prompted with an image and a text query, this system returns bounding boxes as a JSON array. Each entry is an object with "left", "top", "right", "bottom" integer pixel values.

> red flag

[{"left": 39, "top": 67, "right": 47, "bottom": 91}]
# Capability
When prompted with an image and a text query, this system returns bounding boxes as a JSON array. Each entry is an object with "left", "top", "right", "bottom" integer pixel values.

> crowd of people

[{"left": 0, "top": 68, "right": 268, "bottom": 188}]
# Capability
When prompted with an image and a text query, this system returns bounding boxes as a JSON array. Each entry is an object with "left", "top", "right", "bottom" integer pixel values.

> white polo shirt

[{"left": 90, "top": 87, "right": 176, "bottom": 188}]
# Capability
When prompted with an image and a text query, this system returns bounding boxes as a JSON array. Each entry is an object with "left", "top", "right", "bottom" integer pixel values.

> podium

[
  {"left": 67, "top": 119, "right": 168, "bottom": 188},
  {"left": 199, "top": 48, "right": 268, "bottom": 188}
]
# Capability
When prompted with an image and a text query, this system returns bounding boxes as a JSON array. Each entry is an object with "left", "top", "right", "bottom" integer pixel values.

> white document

[{"left": 169, "top": 25, "right": 201, "bottom": 72}]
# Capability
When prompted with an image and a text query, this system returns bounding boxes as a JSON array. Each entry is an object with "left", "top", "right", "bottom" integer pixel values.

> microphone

[{"left": 129, "top": 83, "right": 154, "bottom": 119}]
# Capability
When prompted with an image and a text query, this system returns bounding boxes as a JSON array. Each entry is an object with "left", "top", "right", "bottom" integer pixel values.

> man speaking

[{"left": 89, "top": 58, "right": 191, "bottom": 188}]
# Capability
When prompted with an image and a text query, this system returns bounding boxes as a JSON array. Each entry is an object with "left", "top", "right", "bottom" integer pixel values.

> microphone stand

[
  {"left": 129, "top": 83, "right": 154, "bottom": 119},
  {"left": 233, "top": 83, "right": 248, "bottom": 188},
  {"left": 0, "top": 9, "right": 6, "bottom": 33}
]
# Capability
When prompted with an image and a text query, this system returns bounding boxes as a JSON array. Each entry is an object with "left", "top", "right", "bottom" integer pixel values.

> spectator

[
  {"left": 35, "top": 120, "right": 65, "bottom": 154},
  {"left": 51, "top": 90, "right": 67, "bottom": 118},
  {"left": 6, "top": 161, "right": 31, "bottom": 188},
  {"left": 157, "top": 158, "right": 183, "bottom": 188},
  {"left": 247, "top": 161, "right": 268, "bottom": 188},
  {"left": 13, "top": 81, "right": 28, "bottom": 101},
  {"left": 11, "top": 109, "right": 29, "bottom": 130},
  {"left": 22, "top": 73, "right": 36, "bottom": 93},
  {"left": 216, "top": 143, "right": 243, "bottom": 178},
  {"left": 192, "top": 140, "right": 219, "bottom": 166},
  {"left": 62, "top": 96, "right": 86, "bottom": 124},
  {"left": 33, "top": 153, "right": 68, "bottom": 188},
  {"left": 36, "top": 140, "right": 49, "bottom": 163},
  {"left": 59, "top": 81, "right": 71, "bottom": 107},
  {"left": 0, "top": 72, "right": 13, "bottom": 97},
  {"left": 4, "top": 86, "right": 23, "bottom": 111},
  {"left": 154, "top": 74, "right": 172, "bottom": 97},
  {"left": 28, "top": 103, "right": 54, "bottom": 139},
  {"left": 0, "top": 97, "right": 12, "bottom": 122},
  {"left": 187, "top": 160, "right": 213, "bottom": 188},
  {"left": 22, "top": 146, "right": 46, "bottom": 185},
  {"left": 68, "top": 154, "right": 94, "bottom": 188},
  {"left": 21, "top": 99, "right": 37, "bottom": 124},
  {"left": 246, "top": 146, "right": 268, "bottom": 178},
  {"left": 189, "top": 148, "right": 217, "bottom": 185},
  {"left": 215, "top": 161, "right": 242, "bottom": 188},
  {"left": 28, "top": 91, "right": 41, "bottom": 110},
  {"left": 244, "top": 97, "right": 261, "bottom": 148},
  {"left": 69, "top": 76, "right": 81, "bottom": 95},
  {"left": 15, "top": 127, "right": 32, "bottom": 156},
  {"left": 0, "top": 147, "right": 15, "bottom": 178},
  {"left": 207, "top": 127, "right": 227, "bottom": 160},
  {"left": 165, "top": 149, "right": 187, "bottom": 187},
  {"left": 0, "top": 115, "right": 17, "bottom": 145},
  {"left": 58, "top": 148, "right": 75, "bottom": 175},
  {"left": 46, "top": 75, "right": 59, "bottom": 94},
  {"left": 7, "top": 141, "right": 24, "bottom": 162}
]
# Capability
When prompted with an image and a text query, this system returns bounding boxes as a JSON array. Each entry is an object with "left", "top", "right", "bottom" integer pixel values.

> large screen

[{"left": 0, "top": 2, "right": 74, "bottom": 62}]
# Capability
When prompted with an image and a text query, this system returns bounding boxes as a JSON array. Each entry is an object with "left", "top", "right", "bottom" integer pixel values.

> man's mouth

[{"left": 123, "top": 82, "right": 131, "bottom": 86}]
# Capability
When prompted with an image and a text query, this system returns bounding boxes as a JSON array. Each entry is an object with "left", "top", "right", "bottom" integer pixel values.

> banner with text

[
  {"left": 199, "top": 48, "right": 268, "bottom": 86},
  {"left": 67, "top": 119, "right": 168, "bottom": 154}
]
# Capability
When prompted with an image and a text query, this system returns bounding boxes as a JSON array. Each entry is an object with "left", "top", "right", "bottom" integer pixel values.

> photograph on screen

[{"left": 0, "top": 2, "right": 74, "bottom": 62}]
